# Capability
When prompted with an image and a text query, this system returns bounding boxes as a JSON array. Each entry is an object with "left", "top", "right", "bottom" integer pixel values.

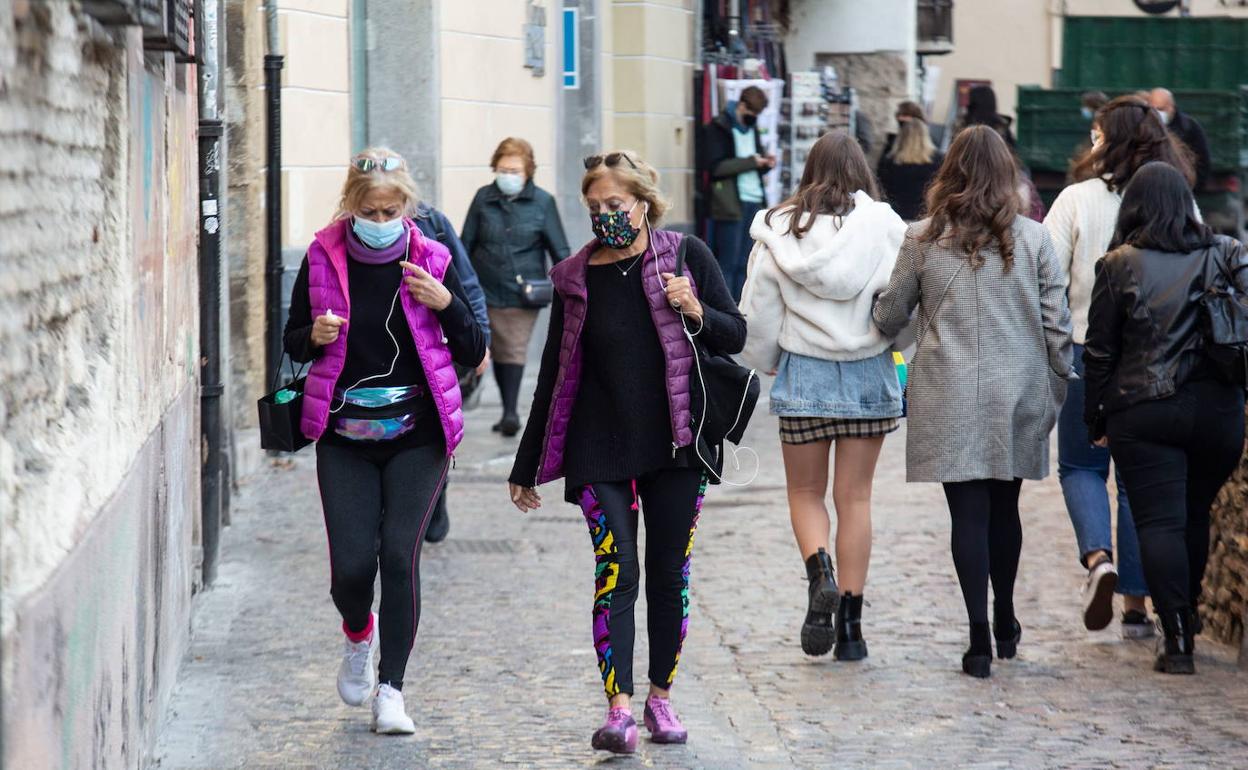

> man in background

[
  {"left": 1150, "top": 88, "right": 1211, "bottom": 190},
  {"left": 701, "top": 85, "right": 776, "bottom": 301}
]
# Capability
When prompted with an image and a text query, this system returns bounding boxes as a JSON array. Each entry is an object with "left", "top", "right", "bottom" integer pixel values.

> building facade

[{"left": 0, "top": 2, "right": 203, "bottom": 767}]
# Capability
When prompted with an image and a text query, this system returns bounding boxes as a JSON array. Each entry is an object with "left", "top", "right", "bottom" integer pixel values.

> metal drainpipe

[
  {"left": 264, "top": 1, "right": 285, "bottom": 393},
  {"left": 198, "top": 0, "right": 225, "bottom": 585}
]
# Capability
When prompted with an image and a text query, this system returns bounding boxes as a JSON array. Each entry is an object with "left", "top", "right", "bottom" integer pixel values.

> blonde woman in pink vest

[
  {"left": 508, "top": 152, "right": 746, "bottom": 754},
  {"left": 283, "top": 149, "right": 486, "bottom": 734}
]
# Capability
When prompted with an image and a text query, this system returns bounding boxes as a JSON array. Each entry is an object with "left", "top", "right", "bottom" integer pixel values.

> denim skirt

[{"left": 770, "top": 350, "right": 904, "bottom": 419}]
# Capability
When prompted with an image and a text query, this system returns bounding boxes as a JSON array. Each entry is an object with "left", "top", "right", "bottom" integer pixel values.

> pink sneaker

[
  {"left": 643, "top": 696, "right": 688, "bottom": 744},
  {"left": 591, "top": 707, "right": 638, "bottom": 754}
]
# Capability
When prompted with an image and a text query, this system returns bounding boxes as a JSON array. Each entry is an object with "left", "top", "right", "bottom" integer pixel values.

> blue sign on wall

[{"left": 563, "top": 7, "right": 579, "bottom": 89}]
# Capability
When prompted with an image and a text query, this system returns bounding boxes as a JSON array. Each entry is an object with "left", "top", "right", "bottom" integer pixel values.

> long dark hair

[
  {"left": 1109, "top": 162, "right": 1214, "bottom": 253},
  {"left": 920, "top": 125, "right": 1020, "bottom": 270},
  {"left": 765, "top": 132, "right": 878, "bottom": 238},
  {"left": 1071, "top": 95, "right": 1195, "bottom": 192}
]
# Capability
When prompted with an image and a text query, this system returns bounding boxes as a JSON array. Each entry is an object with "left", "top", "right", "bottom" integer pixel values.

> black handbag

[
  {"left": 518, "top": 276, "right": 554, "bottom": 308},
  {"left": 257, "top": 355, "right": 313, "bottom": 452},
  {"left": 1200, "top": 246, "right": 1248, "bottom": 388},
  {"left": 674, "top": 237, "right": 761, "bottom": 481}
]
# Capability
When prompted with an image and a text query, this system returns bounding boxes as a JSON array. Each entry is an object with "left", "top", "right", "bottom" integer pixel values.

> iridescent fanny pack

[{"left": 332, "top": 385, "right": 426, "bottom": 442}]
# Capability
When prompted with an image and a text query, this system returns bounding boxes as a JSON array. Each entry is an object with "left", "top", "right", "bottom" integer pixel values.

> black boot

[
  {"left": 801, "top": 549, "right": 839, "bottom": 656},
  {"left": 833, "top": 593, "right": 868, "bottom": 661},
  {"left": 993, "top": 608, "right": 1022, "bottom": 660},
  {"left": 962, "top": 622, "right": 992, "bottom": 678},
  {"left": 492, "top": 363, "right": 524, "bottom": 437},
  {"left": 424, "top": 489, "right": 450, "bottom": 543},
  {"left": 1154, "top": 609, "right": 1196, "bottom": 675}
]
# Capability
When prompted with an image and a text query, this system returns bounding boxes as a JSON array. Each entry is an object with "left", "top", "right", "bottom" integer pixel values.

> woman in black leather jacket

[{"left": 1083, "top": 162, "right": 1247, "bottom": 675}]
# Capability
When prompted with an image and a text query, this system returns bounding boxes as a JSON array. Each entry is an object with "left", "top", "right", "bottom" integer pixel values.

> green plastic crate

[
  {"left": 1016, "top": 86, "right": 1248, "bottom": 173},
  {"left": 1060, "top": 17, "right": 1248, "bottom": 92}
]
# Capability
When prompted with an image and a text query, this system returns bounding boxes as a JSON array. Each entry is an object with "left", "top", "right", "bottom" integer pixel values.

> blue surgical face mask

[
  {"left": 495, "top": 172, "right": 525, "bottom": 197},
  {"left": 1081, "top": 106, "right": 1094, "bottom": 121},
  {"left": 352, "top": 215, "right": 405, "bottom": 249}
]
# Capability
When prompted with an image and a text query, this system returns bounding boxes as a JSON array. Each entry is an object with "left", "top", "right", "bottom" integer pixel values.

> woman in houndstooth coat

[{"left": 873, "top": 126, "right": 1075, "bottom": 679}]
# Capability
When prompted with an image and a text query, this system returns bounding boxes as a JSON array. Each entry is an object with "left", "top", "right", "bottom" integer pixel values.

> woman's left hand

[
  {"left": 661, "top": 272, "right": 702, "bottom": 322},
  {"left": 400, "top": 261, "right": 452, "bottom": 311},
  {"left": 1092, "top": 436, "right": 1109, "bottom": 448}
]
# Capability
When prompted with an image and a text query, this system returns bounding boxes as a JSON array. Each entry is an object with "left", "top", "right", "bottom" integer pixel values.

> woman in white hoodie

[{"left": 740, "top": 132, "right": 907, "bottom": 660}]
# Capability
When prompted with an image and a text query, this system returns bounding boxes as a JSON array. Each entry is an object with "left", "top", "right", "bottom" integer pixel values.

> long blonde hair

[
  {"left": 334, "top": 147, "right": 421, "bottom": 219},
  {"left": 888, "top": 119, "right": 937, "bottom": 165},
  {"left": 580, "top": 150, "right": 671, "bottom": 224}
]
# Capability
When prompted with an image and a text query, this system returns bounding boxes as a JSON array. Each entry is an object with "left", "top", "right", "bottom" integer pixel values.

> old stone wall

[
  {"left": 1204, "top": 441, "right": 1248, "bottom": 651},
  {"left": 814, "top": 52, "right": 911, "bottom": 167},
  {"left": 0, "top": 1, "right": 200, "bottom": 766}
]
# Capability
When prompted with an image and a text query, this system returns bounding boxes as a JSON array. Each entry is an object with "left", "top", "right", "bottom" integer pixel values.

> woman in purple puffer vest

[
  {"left": 283, "top": 149, "right": 485, "bottom": 735},
  {"left": 509, "top": 152, "right": 746, "bottom": 754}
]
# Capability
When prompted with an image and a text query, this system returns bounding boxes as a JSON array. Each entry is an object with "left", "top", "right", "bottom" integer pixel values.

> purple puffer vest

[
  {"left": 533, "top": 228, "right": 698, "bottom": 485},
  {"left": 299, "top": 218, "right": 465, "bottom": 454}
]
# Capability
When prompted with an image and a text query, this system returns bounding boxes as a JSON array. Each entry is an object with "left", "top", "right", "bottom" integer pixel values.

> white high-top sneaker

[
  {"left": 336, "top": 613, "right": 377, "bottom": 707},
  {"left": 371, "top": 683, "right": 416, "bottom": 735}
]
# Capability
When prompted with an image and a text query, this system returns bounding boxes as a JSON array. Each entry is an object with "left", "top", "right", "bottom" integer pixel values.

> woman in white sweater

[
  {"left": 1044, "top": 95, "right": 1195, "bottom": 638},
  {"left": 740, "top": 132, "right": 907, "bottom": 660}
]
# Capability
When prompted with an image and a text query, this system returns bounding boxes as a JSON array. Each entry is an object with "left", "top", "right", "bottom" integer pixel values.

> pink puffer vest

[{"left": 299, "top": 218, "right": 465, "bottom": 453}]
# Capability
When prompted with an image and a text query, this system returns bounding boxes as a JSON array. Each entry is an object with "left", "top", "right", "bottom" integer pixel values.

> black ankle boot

[
  {"left": 993, "top": 611, "right": 1022, "bottom": 660},
  {"left": 833, "top": 593, "right": 868, "bottom": 661},
  {"left": 962, "top": 622, "right": 992, "bottom": 678},
  {"left": 801, "top": 549, "right": 839, "bottom": 656},
  {"left": 1154, "top": 609, "right": 1196, "bottom": 675}
]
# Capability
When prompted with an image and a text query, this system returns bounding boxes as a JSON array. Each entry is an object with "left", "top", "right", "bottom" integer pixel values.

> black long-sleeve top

[
  {"left": 509, "top": 235, "right": 747, "bottom": 500},
  {"left": 284, "top": 250, "right": 486, "bottom": 446}
]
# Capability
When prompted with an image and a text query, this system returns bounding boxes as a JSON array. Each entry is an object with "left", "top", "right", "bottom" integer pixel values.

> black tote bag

[
  {"left": 674, "top": 237, "right": 761, "bottom": 480},
  {"left": 257, "top": 356, "right": 313, "bottom": 452}
]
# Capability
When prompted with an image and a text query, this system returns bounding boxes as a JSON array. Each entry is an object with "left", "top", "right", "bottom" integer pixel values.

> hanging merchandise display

[{"left": 779, "top": 69, "right": 858, "bottom": 196}]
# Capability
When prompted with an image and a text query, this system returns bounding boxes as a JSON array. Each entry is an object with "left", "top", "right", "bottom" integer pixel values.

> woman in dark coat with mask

[{"left": 461, "top": 137, "right": 570, "bottom": 437}]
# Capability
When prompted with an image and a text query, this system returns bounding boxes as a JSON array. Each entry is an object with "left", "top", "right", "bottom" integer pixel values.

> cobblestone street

[{"left": 153, "top": 376, "right": 1248, "bottom": 769}]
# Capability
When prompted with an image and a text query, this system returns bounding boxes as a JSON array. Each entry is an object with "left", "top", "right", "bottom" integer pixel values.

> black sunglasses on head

[{"left": 584, "top": 152, "right": 638, "bottom": 170}]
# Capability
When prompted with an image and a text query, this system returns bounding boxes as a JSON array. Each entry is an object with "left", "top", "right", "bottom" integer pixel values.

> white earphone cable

[{"left": 328, "top": 231, "right": 410, "bottom": 415}]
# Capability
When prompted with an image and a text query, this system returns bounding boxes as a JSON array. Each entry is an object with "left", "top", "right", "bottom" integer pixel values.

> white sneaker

[
  {"left": 336, "top": 613, "right": 377, "bottom": 707},
  {"left": 371, "top": 683, "right": 416, "bottom": 735},
  {"left": 1083, "top": 560, "right": 1119, "bottom": 631}
]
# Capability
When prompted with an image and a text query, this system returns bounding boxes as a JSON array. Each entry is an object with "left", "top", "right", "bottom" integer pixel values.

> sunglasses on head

[
  {"left": 583, "top": 152, "right": 638, "bottom": 170},
  {"left": 353, "top": 156, "right": 404, "bottom": 173}
]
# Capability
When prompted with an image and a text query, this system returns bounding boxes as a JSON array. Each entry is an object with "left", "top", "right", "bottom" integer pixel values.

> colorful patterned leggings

[{"left": 578, "top": 469, "right": 707, "bottom": 698}]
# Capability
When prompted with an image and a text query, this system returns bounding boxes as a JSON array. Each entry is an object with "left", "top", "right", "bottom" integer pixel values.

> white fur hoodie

[{"left": 739, "top": 191, "right": 907, "bottom": 371}]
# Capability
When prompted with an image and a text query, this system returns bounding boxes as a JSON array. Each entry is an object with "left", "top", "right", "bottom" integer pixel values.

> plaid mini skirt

[{"left": 779, "top": 416, "right": 900, "bottom": 445}]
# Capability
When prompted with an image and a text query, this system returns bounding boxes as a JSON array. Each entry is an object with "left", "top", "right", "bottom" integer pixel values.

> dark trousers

[
  {"left": 1106, "top": 379, "right": 1245, "bottom": 614},
  {"left": 577, "top": 469, "right": 707, "bottom": 698},
  {"left": 316, "top": 440, "right": 450, "bottom": 688},
  {"left": 941, "top": 479, "right": 1024, "bottom": 626},
  {"left": 709, "top": 200, "right": 763, "bottom": 302}
]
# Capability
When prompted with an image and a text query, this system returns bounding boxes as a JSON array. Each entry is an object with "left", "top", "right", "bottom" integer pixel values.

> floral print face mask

[{"left": 590, "top": 200, "right": 642, "bottom": 250}]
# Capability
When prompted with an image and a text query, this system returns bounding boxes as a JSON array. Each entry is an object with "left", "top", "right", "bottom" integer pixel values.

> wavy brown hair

[
  {"left": 1071, "top": 95, "right": 1194, "bottom": 192},
  {"left": 920, "top": 125, "right": 1020, "bottom": 270},
  {"left": 765, "top": 132, "right": 878, "bottom": 238}
]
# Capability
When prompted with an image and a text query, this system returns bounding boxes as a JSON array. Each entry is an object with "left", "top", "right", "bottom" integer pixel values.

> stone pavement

[{"left": 153, "top": 376, "right": 1248, "bottom": 769}]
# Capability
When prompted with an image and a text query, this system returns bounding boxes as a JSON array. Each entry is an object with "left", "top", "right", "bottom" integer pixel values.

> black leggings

[
  {"left": 1107, "top": 379, "right": 1245, "bottom": 614},
  {"left": 316, "top": 440, "right": 450, "bottom": 689},
  {"left": 578, "top": 469, "right": 707, "bottom": 698},
  {"left": 941, "top": 479, "right": 1024, "bottom": 626}
]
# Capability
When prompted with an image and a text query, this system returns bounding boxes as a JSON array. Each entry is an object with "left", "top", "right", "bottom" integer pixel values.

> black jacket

[
  {"left": 698, "top": 112, "right": 765, "bottom": 221},
  {"left": 877, "top": 153, "right": 942, "bottom": 221},
  {"left": 1083, "top": 235, "right": 1248, "bottom": 438},
  {"left": 461, "top": 179, "right": 570, "bottom": 308},
  {"left": 1168, "top": 110, "right": 1212, "bottom": 191}
]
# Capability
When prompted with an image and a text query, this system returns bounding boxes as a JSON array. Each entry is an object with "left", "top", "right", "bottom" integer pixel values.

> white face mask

[
  {"left": 1090, "top": 129, "right": 1104, "bottom": 149},
  {"left": 495, "top": 172, "right": 525, "bottom": 196},
  {"left": 1156, "top": 108, "right": 1172, "bottom": 127}
]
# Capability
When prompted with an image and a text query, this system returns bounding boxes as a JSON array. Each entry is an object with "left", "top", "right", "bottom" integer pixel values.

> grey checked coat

[{"left": 873, "top": 217, "right": 1074, "bottom": 483}]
